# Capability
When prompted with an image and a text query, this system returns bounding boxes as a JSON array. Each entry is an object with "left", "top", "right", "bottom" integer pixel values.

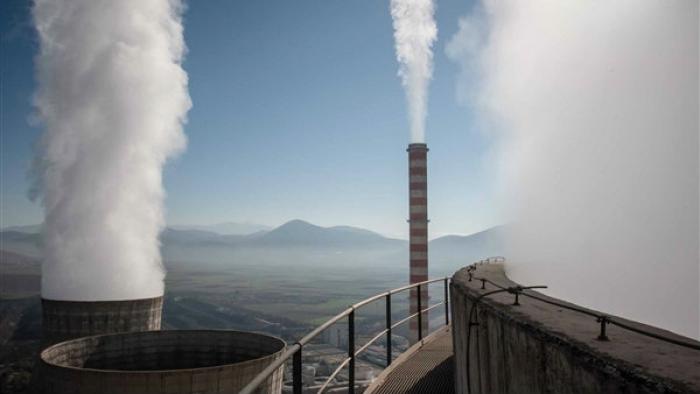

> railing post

[
  {"left": 444, "top": 278, "right": 449, "bottom": 326},
  {"left": 348, "top": 309, "right": 355, "bottom": 394},
  {"left": 597, "top": 316, "right": 609, "bottom": 341},
  {"left": 386, "top": 293, "right": 392, "bottom": 367},
  {"left": 417, "top": 284, "right": 423, "bottom": 341},
  {"left": 293, "top": 346, "right": 302, "bottom": 394}
]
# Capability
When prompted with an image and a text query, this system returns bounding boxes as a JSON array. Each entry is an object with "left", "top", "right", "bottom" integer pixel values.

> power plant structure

[
  {"left": 40, "top": 296, "right": 163, "bottom": 347},
  {"left": 37, "top": 296, "right": 286, "bottom": 394},
  {"left": 38, "top": 330, "right": 285, "bottom": 394},
  {"left": 37, "top": 282, "right": 285, "bottom": 393},
  {"left": 407, "top": 143, "right": 429, "bottom": 343}
]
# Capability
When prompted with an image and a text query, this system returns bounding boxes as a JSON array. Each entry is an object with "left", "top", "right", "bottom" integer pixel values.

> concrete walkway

[{"left": 366, "top": 328, "right": 454, "bottom": 394}]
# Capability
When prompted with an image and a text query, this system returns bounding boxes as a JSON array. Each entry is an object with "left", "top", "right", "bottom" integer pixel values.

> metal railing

[{"left": 239, "top": 277, "right": 451, "bottom": 394}]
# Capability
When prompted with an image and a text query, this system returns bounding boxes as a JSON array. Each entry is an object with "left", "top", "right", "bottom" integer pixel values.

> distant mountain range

[
  {"left": 1, "top": 221, "right": 270, "bottom": 237},
  {"left": 245, "top": 220, "right": 403, "bottom": 247},
  {"left": 0, "top": 249, "right": 39, "bottom": 269},
  {"left": 0, "top": 220, "right": 504, "bottom": 268},
  {"left": 1, "top": 224, "right": 42, "bottom": 234},
  {"left": 169, "top": 222, "right": 271, "bottom": 235},
  {"left": 429, "top": 226, "right": 504, "bottom": 269},
  {"left": 159, "top": 219, "right": 405, "bottom": 249},
  {"left": 0, "top": 230, "right": 42, "bottom": 258}
]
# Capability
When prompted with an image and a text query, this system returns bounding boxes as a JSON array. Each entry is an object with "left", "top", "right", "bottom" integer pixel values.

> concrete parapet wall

[
  {"left": 450, "top": 263, "right": 700, "bottom": 394},
  {"left": 38, "top": 330, "right": 286, "bottom": 394}
]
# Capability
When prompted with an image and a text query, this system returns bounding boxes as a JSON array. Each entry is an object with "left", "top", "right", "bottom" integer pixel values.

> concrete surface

[
  {"left": 41, "top": 296, "right": 163, "bottom": 346},
  {"left": 38, "top": 330, "right": 286, "bottom": 394},
  {"left": 451, "top": 263, "right": 700, "bottom": 394}
]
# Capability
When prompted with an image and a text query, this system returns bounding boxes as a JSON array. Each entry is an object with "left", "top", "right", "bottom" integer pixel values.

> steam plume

[
  {"left": 390, "top": 0, "right": 437, "bottom": 143},
  {"left": 448, "top": 1, "right": 699, "bottom": 338},
  {"left": 32, "top": 0, "right": 191, "bottom": 301}
]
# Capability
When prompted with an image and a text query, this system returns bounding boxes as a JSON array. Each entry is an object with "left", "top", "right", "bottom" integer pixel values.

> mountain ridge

[
  {"left": 0, "top": 220, "right": 504, "bottom": 261},
  {"left": 169, "top": 221, "right": 271, "bottom": 236}
]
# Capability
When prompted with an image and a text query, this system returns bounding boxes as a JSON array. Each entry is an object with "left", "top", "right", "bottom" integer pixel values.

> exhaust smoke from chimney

[
  {"left": 31, "top": 0, "right": 191, "bottom": 301},
  {"left": 447, "top": 0, "right": 699, "bottom": 338},
  {"left": 390, "top": 0, "right": 437, "bottom": 143}
]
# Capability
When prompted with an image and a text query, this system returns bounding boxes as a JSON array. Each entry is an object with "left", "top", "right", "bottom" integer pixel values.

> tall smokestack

[{"left": 408, "top": 143, "right": 429, "bottom": 343}]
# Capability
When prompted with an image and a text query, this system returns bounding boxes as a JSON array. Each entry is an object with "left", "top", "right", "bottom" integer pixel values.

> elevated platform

[
  {"left": 452, "top": 263, "right": 700, "bottom": 394},
  {"left": 365, "top": 262, "right": 700, "bottom": 394},
  {"left": 366, "top": 327, "right": 454, "bottom": 394}
]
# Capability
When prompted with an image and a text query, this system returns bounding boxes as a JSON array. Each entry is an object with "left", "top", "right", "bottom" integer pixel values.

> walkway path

[{"left": 368, "top": 328, "right": 454, "bottom": 394}]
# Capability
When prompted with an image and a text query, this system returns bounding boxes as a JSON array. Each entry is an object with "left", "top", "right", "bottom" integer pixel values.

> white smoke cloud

[
  {"left": 390, "top": 0, "right": 437, "bottom": 143},
  {"left": 32, "top": 0, "right": 191, "bottom": 301},
  {"left": 448, "top": 1, "right": 699, "bottom": 338}
]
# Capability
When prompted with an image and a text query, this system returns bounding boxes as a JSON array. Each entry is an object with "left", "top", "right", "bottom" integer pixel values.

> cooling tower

[
  {"left": 38, "top": 330, "right": 286, "bottom": 394},
  {"left": 41, "top": 296, "right": 163, "bottom": 346},
  {"left": 408, "top": 143, "right": 429, "bottom": 343}
]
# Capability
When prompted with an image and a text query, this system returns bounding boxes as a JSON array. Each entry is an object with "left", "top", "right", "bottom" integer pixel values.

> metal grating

[{"left": 372, "top": 329, "right": 455, "bottom": 394}]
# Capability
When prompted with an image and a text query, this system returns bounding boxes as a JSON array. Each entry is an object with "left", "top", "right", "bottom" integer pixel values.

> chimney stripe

[
  {"left": 410, "top": 205, "right": 427, "bottom": 214},
  {"left": 411, "top": 251, "right": 427, "bottom": 260},
  {"left": 410, "top": 244, "right": 427, "bottom": 252},
  {"left": 410, "top": 222, "right": 428, "bottom": 229},
  {"left": 410, "top": 197, "right": 427, "bottom": 205},
  {"left": 409, "top": 267, "right": 428, "bottom": 276},
  {"left": 410, "top": 190, "right": 427, "bottom": 198},
  {"left": 410, "top": 276, "right": 429, "bottom": 284}
]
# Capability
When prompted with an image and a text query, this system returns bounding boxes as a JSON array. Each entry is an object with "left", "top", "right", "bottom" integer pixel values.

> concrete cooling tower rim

[
  {"left": 40, "top": 295, "right": 165, "bottom": 347},
  {"left": 40, "top": 295, "right": 164, "bottom": 302},
  {"left": 40, "top": 329, "right": 286, "bottom": 373}
]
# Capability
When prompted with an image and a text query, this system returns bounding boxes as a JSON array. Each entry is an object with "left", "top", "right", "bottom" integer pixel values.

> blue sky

[{"left": 0, "top": 0, "right": 500, "bottom": 239}]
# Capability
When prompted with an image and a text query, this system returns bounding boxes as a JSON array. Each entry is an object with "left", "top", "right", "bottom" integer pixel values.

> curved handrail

[
  {"left": 243, "top": 256, "right": 700, "bottom": 394},
  {"left": 239, "top": 276, "right": 451, "bottom": 394}
]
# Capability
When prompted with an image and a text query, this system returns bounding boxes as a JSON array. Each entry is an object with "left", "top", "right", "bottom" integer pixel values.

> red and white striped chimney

[{"left": 408, "top": 143, "right": 429, "bottom": 343}]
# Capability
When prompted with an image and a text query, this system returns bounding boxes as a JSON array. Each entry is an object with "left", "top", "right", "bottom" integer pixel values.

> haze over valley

[{"left": 0, "top": 219, "right": 502, "bottom": 389}]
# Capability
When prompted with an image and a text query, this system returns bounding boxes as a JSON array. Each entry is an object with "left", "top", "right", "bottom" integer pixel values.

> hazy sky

[{"left": 0, "top": 0, "right": 497, "bottom": 239}]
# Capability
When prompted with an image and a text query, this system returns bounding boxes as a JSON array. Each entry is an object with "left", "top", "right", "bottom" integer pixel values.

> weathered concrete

[
  {"left": 41, "top": 296, "right": 163, "bottom": 346},
  {"left": 451, "top": 263, "right": 700, "bottom": 394},
  {"left": 38, "top": 330, "right": 285, "bottom": 394}
]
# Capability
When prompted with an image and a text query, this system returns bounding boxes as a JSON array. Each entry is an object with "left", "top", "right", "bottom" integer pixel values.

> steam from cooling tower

[
  {"left": 31, "top": 0, "right": 191, "bottom": 301},
  {"left": 390, "top": 0, "right": 437, "bottom": 143},
  {"left": 447, "top": 1, "right": 699, "bottom": 338}
]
